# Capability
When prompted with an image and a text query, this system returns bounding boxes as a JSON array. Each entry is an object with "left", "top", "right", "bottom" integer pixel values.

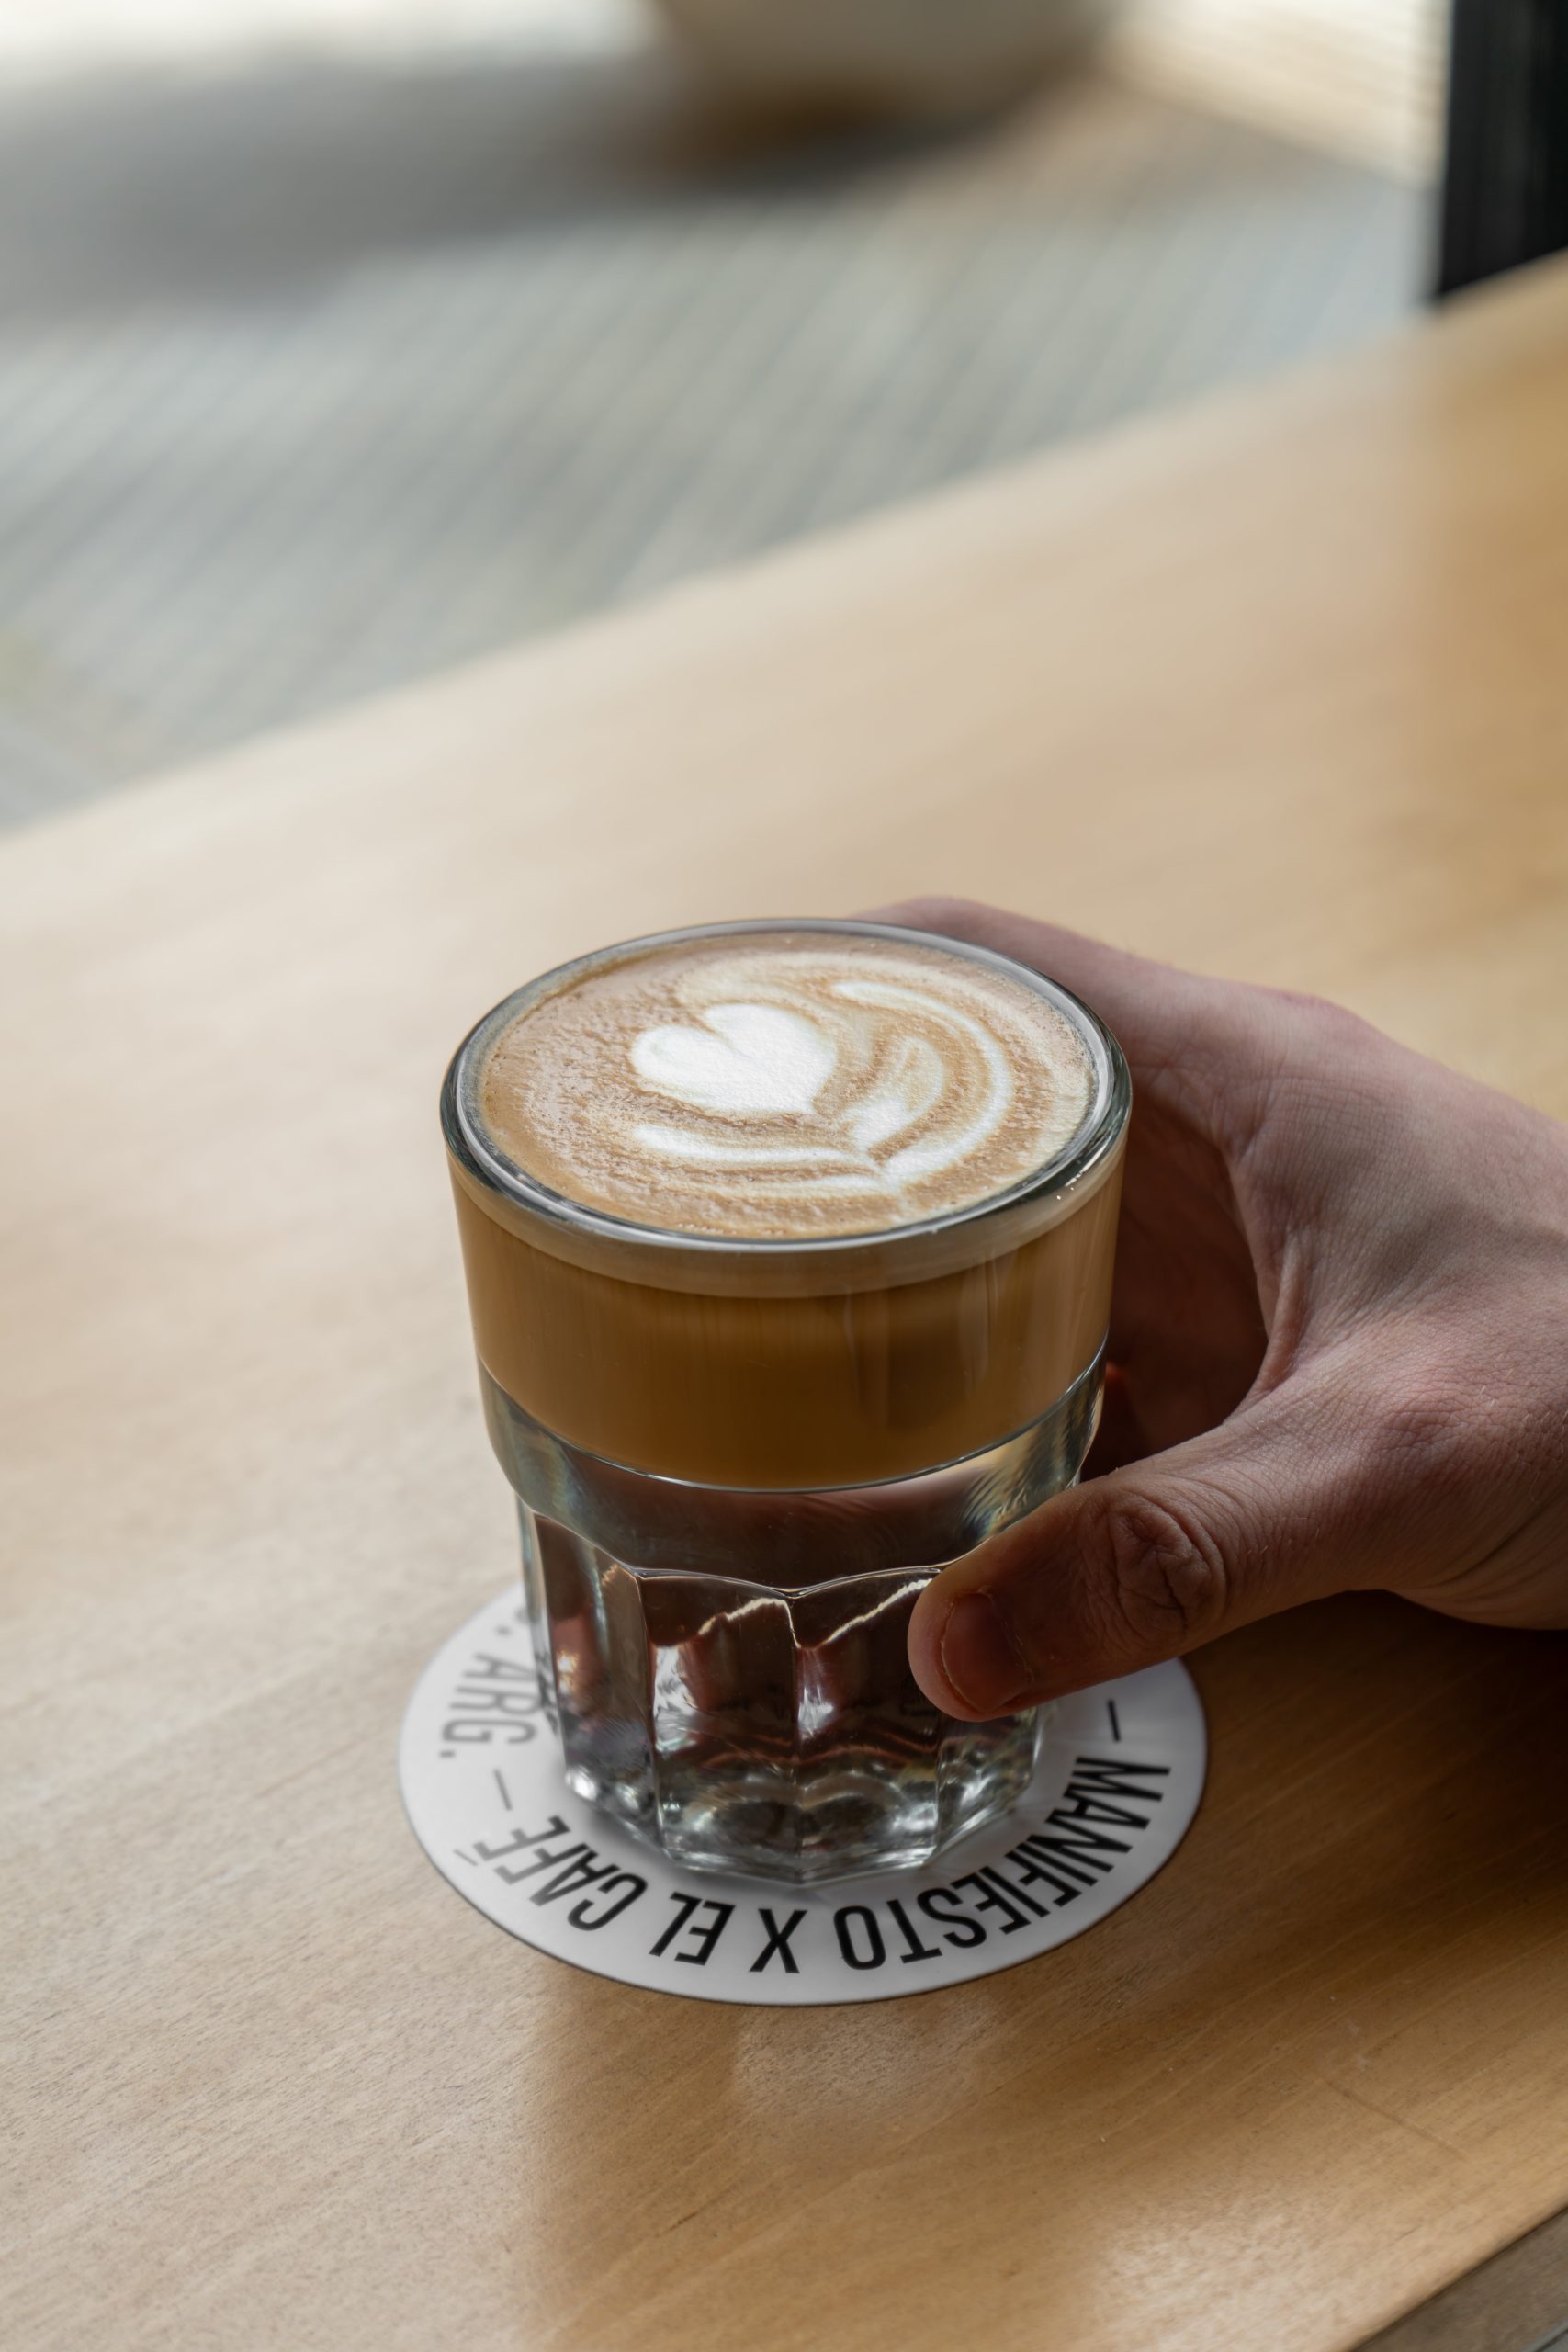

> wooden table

[{"left": 6, "top": 257, "right": 1568, "bottom": 2352}]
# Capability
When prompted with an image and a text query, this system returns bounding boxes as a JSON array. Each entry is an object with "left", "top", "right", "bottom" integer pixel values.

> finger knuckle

[
  {"left": 884, "top": 893, "right": 990, "bottom": 938},
  {"left": 1374, "top": 1359, "right": 1497, "bottom": 1496},
  {"left": 1090, "top": 1488, "right": 1232, "bottom": 1655},
  {"left": 1265, "top": 986, "right": 1376, "bottom": 1048}
]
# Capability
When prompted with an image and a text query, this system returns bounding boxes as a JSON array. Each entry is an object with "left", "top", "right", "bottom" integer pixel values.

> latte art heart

[
  {"left": 630, "top": 1002, "right": 837, "bottom": 1117},
  {"left": 478, "top": 933, "right": 1095, "bottom": 1239}
]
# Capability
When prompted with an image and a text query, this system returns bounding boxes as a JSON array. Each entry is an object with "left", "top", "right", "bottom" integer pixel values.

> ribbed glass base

[{"left": 488, "top": 1359, "right": 1101, "bottom": 1883}]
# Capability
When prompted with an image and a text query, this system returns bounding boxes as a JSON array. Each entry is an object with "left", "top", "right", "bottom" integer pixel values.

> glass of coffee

[{"left": 442, "top": 921, "right": 1128, "bottom": 1883}]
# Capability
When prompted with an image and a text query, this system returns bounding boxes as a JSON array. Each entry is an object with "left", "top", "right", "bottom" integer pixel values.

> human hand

[{"left": 878, "top": 900, "right": 1568, "bottom": 1719}]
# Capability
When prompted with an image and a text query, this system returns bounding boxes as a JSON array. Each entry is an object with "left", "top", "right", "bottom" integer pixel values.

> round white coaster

[{"left": 400, "top": 1589, "right": 1206, "bottom": 2006}]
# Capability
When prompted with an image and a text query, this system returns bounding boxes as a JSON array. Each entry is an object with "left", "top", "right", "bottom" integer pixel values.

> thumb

[{"left": 908, "top": 1386, "right": 1361, "bottom": 1717}]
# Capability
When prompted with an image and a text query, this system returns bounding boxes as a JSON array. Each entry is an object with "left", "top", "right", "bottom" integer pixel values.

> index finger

[{"left": 861, "top": 895, "right": 1278, "bottom": 1140}]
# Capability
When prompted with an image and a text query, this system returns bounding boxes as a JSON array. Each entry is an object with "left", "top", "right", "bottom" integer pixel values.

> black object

[{"left": 1438, "top": 0, "right": 1568, "bottom": 294}]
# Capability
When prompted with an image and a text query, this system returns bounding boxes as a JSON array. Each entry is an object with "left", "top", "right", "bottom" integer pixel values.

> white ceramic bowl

[{"left": 653, "top": 0, "right": 1118, "bottom": 110}]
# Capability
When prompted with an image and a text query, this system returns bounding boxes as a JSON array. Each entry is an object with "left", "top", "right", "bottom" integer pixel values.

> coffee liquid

[{"left": 445, "top": 923, "right": 1125, "bottom": 1490}]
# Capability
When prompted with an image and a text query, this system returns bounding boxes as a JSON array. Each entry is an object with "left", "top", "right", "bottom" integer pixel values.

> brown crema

[
  {"left": 444, "top": 922, "right": 1127, "bottom": 1491},
  {"left": 477, "top": 933, "right": 1094, "bottom": 1239}
]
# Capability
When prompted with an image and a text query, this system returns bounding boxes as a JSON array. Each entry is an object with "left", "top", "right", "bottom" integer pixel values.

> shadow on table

[{"left": 506, "top": 1592, "right": 1568, "bottom": 2348}]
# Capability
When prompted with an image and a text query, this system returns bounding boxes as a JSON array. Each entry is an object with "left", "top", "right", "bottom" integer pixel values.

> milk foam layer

[{"left": 475, "top": 931, "right": 1096, "bottom": 1240}]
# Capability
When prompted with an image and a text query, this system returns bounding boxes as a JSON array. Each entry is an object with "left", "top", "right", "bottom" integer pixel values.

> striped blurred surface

[{"left": 0, "top": 38, "right": 1427, "bottom": 825}]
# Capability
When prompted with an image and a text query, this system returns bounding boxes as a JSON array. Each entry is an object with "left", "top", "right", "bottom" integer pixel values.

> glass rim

[{"left": 442, "top": 917, "right": 1131, "bottom": 1269}]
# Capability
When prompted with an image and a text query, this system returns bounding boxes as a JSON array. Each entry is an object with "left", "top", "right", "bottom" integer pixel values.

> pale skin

[{"left": 872, "top": 900, "right": 1568, "bottom": 1723}]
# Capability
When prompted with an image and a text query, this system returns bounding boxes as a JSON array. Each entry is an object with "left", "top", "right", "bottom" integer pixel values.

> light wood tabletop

[{"left": 6, "top": 255, "right": 1568, "bottom": 2352}]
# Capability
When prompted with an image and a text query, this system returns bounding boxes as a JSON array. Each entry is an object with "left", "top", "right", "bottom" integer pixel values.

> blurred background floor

[{"left": 0, "top": 0, "right": 1435, "bottom": 827}]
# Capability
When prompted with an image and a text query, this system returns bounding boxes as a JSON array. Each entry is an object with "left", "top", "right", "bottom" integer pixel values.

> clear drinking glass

[{"left": 442, "top": 921, "right": 1129, "bottom": 1883}]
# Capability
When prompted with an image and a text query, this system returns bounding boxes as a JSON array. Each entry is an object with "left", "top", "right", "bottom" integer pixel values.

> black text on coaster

[{"left": 400, "top": 1589, "right": 1206, "bottom": 2007}]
